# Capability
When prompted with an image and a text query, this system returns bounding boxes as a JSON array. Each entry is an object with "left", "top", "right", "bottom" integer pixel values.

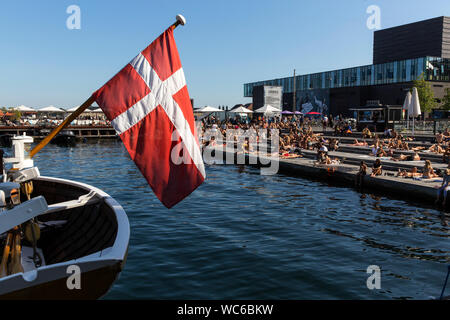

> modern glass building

[
  {"left": 244, "top": 57, "right": 450, "bottom": 96},
  {"left": 244, "top": 17, "right": 450, "bottom": 116}
]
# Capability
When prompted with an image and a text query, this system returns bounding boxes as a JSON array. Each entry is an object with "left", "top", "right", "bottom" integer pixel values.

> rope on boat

[
  {"left": 440, "top": 265, "right": 450, "bottom": 300},
  {"left": 21, "top": 181, "right": 42, "bottom": 268}
]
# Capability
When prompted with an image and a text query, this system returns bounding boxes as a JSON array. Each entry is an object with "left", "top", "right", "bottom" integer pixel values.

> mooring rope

[{"left": 439, "top": 265, "right": 450, "bottom": 300}]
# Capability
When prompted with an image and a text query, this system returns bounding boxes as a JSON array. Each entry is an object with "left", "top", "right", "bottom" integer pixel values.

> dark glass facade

[{"left": 244, "top": 57, "right": 450, "bottom": 98}]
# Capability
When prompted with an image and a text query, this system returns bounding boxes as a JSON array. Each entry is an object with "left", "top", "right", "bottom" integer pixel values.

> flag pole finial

[
  {"left": 176, "top": 14, "right": 186, "bottom": 26},
  {"left": 171, "top": 14, "right": 186, "bottom": 30}
]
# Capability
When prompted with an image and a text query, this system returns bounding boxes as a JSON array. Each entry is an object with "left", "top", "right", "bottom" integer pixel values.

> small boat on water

[
  {"left": 0, "top": 134, "right": 129, "bottom": 299},
  {"left": 50, "top": 130, "right": 77, "bottom": 147}
]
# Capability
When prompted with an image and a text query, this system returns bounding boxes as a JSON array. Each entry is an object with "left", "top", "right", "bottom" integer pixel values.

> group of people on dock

[{"left": 199, "top": 115, "right": 450, "bottom": 206}]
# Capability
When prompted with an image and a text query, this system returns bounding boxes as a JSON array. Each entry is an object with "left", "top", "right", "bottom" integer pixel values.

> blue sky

[{"left": 1, "top": 0, "right": 449, "bottom": 109}]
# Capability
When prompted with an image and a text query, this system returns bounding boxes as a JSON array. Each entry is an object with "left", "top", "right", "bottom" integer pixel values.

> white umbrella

[
  {"left": 254, "top": 104, "right": 281, "bottom": 115},
  {"left": 12, "top": 105, "right": 35, "bottom": 112},
  {"left": 39, "top": 105, "right": 65, "bottom": 112},
  {"left": 229, "top": 106, "right": 253, "bottom": 113},
  {"left": 403, "top": 91, "right": 412, "bottom": 129},
  {"left": 196, "top": 106, "right": 223, "bottom": 113},
  {"left": 410, "top": 87, "right": 422, "bottom": 135},
  {"left": 66, "top": 106, "right": 80, "bottom": 112}
]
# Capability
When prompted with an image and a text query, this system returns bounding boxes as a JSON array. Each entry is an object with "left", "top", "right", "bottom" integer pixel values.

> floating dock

[{"left": 209, "top": 144, "right": 446, "bottom": 206}]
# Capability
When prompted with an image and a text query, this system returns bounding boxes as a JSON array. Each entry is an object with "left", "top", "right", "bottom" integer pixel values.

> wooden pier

[
  {"left": 209, "top": 144, "right": 446, "bottom": 206},
  {"left": 0, "top": 125, "right": 116, "bottom": 140}
]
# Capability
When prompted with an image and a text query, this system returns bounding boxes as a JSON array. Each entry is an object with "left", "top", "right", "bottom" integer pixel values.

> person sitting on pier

[
  {"left": 371, "top": 159, "right": 383, "bottom": 177},
  {"left": 362, "top": 127, "right": 373, "bottom": 139},
  {"left": 344, "top": 124, "right": 353, "bottom": 135},
  {"left": 384, "top": 128, "right": 392, "bottom": 138},
  {"left": 390, "top": 152, "right": 421, "bottom": 162},
  {"left": 443, "top": 146, "right": 450, "bottom": 164},
  {"left": 397, "top": 140, "right": 407, "bottom": 150},
  {"left": 324, "top": 156, "right": 340, "bottom": 165},
  {"left": 355, "top": 161, "right": 367, "bottom": 187},
  {"left": 435, "top": 168, "right": 450, "bottom": 206},
  {"left": 351, "top": 139, "right": 368, "bottom": 147},
  {"left": 428, "top": 143, "right": 445, "bottom": 154},
  {"left": 370, "top": 141, "right": 387, "bottom": 157},
  {"left": 436, "top": 131, "right": 444, "bottom": 144},
  {"left": 204, "top": 135, "right": 217, "bottom": 147},
  {"left": 329, "top": 138, "right": 339, "bottom": 151},
  {"left": 316, "top": 145, "right": 328, "bottom": 164},
  {"left": 237, "top": 137, "right": 253, "bottom": 154},
  {"left": 422, "top": 160, "right": 439, "bottom": 179}
]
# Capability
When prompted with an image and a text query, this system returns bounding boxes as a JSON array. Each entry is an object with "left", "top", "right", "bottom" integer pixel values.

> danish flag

[{"left": 93, "top": 27, "right": 205, "bottom": 208}]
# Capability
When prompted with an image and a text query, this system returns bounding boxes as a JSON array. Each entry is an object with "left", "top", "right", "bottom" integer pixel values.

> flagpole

[
  {"left": 29, "top": 95, "right": 95, "bottom": 158},
  {"left": 29, "top": 15, "right": 186, "bottom": 159}
]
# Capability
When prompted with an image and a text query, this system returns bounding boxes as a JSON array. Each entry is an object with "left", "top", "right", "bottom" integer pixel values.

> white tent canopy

[
  {"left": 403, "top": 92, "right": 412, "bottom": 113},
  {"left": 38, "top": 105, "right": 65, "bottom": 112},
  {"left": 12, "top": 105, "right": 35, "bottom": 112},
  {"left": 196, "top": 106, "right": 223, "bottom": 113},
  {"left": 410, "top": 87, "right": 422, "bottom": 135},
  {"left": 66, "top": 106, "right": 80, "bottom": 112},
  {"left": 229, "top": 106, "right": 253, "bottom": 113},
  {"left": 410, "top": 87, "right": 421, "bottom": 118},
  {"left": 254, "top": 104, "right": 281, "bottom": 114},
  {"left": 89, "top": 108, "right": 103, "bottom": 113}
]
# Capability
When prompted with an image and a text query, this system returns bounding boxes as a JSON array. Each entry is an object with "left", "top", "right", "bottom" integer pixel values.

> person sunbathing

[
  {"left": 371, "top": 159, "right": 382, "bottom": 177},
  {"left": 387, "top": 139, "right": 398, "bottom": 149},
  {"left": 325, "top": 156, "right": 340, "bottom": 165},
  {"left": 397, "top": 167, "right": 421, "bottom": 178},
  {"left": 390, "top": 152, "right": 421, "bottom": 162},
  {"left": 280, "top": 152, "right": 303, "bottom": 159},
  {"left": 428, "top": 144, "right": 445, "bottom": 154},
  {"left": 351, "top": 139, "right": 368, "bottom": 147},
  {"left": 443, "top": 146, "right": 450, "bottom": 164},
  {"left": 422, "top": 160, "right": 439, "bottom": 179}
]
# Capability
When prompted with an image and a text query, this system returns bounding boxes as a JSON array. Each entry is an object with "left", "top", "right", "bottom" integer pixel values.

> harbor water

[{"left": 28, "top": 140, "right": 449, "bottom": 299}]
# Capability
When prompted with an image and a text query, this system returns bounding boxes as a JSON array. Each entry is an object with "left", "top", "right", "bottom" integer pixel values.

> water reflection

[{"left": 27, "top": 141, "right": 450, "bottom": 299}]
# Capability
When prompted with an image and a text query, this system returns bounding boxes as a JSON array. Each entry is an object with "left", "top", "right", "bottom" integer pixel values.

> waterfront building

[{"left": 244, "top": 16, "right": 450, "bottom": 117}]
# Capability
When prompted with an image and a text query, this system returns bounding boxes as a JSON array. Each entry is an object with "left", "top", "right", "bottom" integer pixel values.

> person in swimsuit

[
  {"left": 355, "top": 161, "right": 367, "bottom": 187},
  {"left": 390, "top": 152, "right": 421, "bottom": 162},
  {"left": 351, "top": 139, "right": 368, "bottom": 147},
  {"left": 423, "top": 160, "right": 439, "bottom": 179},
  {"left": 371, "top": 159, "right": 382, "bottom": 177},
  {"left": 436, "top": 168, "right": 450, "bottom": 206},
  {"left": 397, "top": 167, "right": 421, "bottom": 178}
]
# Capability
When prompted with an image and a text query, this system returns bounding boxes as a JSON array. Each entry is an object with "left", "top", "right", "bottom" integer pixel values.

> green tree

[
  {"left": 412, "top": 73, "right": 437, "bottom": 113},
  {"left": 443, "top": 88, "right": 450, "bottom": 111},
  {"left": 13, "top": 110, "right": 21, "bottom": 121}
]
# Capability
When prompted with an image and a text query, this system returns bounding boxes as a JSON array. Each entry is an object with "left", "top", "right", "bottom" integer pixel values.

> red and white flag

[{"left": 93, "top": 27, "right": 205, "bottom": 208}]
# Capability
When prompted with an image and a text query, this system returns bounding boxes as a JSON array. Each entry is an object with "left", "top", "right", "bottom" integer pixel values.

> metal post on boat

[
  {"left": 0, "top": 149, "right": 4, "bottom": 183},
  {"left": 28, "top": 14, "right": 187, "bottom": 159}
]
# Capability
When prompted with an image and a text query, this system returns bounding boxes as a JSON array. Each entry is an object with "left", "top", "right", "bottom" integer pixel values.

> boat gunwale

[{"left": 0, "top": 175, "right": 130, "bottom": 290}]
